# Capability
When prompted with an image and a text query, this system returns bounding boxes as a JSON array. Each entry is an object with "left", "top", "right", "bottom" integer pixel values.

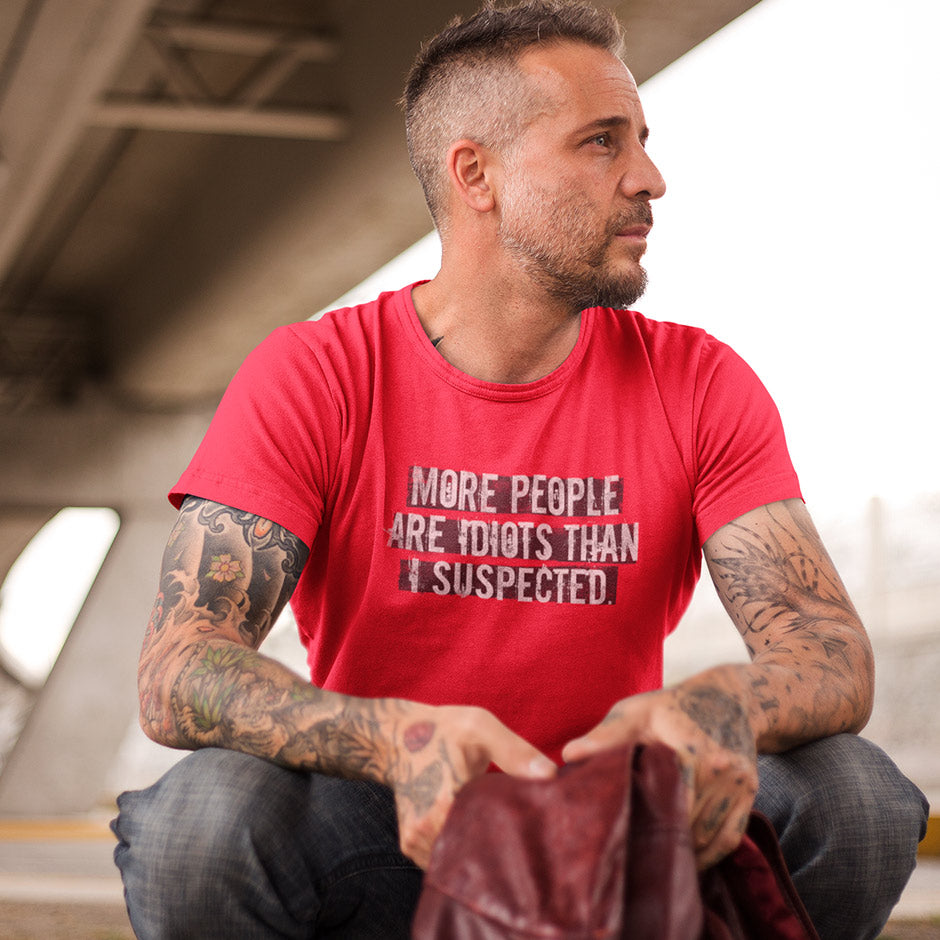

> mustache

[{"left": 608, "top": 203, "right": 654, "bottom": 235}]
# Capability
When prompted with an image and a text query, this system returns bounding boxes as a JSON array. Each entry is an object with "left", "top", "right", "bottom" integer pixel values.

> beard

[{"left": 498, "top": 179, "right": 651, "bottom": 312}]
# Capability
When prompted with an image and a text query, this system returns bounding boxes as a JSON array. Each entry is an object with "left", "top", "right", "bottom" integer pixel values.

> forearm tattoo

[
  {"left": 138, "top": 498, "right": 401, "bottom": 779},
  {"left": 708, "top": 502, "right": 855, "bottom": 644},
  {"left": 705, "top": 500, "right": 873, "bottom": 745}
]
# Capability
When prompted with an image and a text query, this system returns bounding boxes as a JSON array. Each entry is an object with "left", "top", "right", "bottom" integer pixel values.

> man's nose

[{"left": 621, "top": 148, "right": 666, "bottom": 201}]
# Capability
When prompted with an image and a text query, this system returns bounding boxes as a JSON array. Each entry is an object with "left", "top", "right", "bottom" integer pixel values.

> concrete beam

[
  {"left": 616, "top": 0, "right": 762, "bottom": 82},
  {"left": 0, "top": 508, "right": 58, "bottom": 591},
  {"left": 91, "top": 100, "right": 350, "bottom": 140},
  {"left": 0, "top": 396, "right": 212, "bottom": 510},
  {"left": 147, "top": 19, "right": 339, "bottom": 61},
  {"left": 0, "top": 0, "right": 157, "bottom": 287}
]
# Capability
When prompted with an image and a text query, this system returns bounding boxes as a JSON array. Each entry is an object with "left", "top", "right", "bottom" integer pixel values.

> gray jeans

[{"left": 112, "top": 734, "right": 928, "bottom": 939}]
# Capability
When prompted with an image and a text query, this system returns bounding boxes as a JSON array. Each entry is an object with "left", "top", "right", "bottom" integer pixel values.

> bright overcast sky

[{"left": 638, "top": 0, "right": 940, "bottom": 518}]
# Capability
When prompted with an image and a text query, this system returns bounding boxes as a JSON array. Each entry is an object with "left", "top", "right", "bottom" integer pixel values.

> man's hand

[
  {"left": 140, "top": 499, "right": 555, "bottom": 871},
  {"left": 382, "top": 703, "right": 556, "bottom": 869},
  {"left": 560, "top": 499, "right": 874, "bottom": 871},
  {"left": 561, "top": 677, "right": 758, "bottom": 870}
]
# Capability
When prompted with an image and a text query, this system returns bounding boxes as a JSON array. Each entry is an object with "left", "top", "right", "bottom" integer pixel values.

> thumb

[
  {"left": 561, "top": 726, "right": 619, "bottom": 764},
  {"left": 561, "top": 699, "right": 644, "bottom": 763}
]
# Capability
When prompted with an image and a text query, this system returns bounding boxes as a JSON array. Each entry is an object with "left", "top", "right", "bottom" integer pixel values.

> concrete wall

[{"left": 0, "top": 397, "right": 211, "bottom": 814}]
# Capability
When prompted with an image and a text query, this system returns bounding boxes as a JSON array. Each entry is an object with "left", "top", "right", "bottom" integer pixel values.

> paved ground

[
  {"left": 0, "top": 899, "right": 133, "bottom": 940},
  {"left": 881, "top": 924, "right": 940, "bottom": 940},
  {"left": 2, "top": 903, "right": 932, "bottom": 939},
  {"left": 0, "top": 895, "right": 937, "bottom": 939}
]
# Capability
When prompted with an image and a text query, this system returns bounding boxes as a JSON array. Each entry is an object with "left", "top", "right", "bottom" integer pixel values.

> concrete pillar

[
  {"left": 0, "top": 398, "right": 211, "bottom": 815},
  {"left": 0, "top": 506, "right": 169, "bottom": 814},
  {"left": 0, "top": 508, "right": 59, "bottom": 591}
]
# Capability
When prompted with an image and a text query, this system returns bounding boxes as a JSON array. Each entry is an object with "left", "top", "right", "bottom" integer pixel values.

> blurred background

[{"left": 0, "top": 0, "right": 936, "bottom": 889}]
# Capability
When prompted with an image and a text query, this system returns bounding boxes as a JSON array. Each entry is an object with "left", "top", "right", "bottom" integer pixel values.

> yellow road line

[
  {"left": 0, "top": 818, "right": 114, "bottom": 841},
  {"left": 2, "top": 814, "right": 938, "bottom": 852},
  {"left": 920, "top": 815, "right": 940, "bottom": 857}
]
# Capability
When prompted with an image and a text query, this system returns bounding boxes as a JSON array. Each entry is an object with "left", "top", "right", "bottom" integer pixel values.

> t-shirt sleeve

[
  {"left": 690, "top": 337, "right": 802, "bottom": 546},
  {"left": 169, "top": 324, "right": 339, "bottom": 547}
]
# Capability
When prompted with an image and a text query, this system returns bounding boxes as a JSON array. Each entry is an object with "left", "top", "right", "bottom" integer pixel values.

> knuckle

[
  {"left": 399, "top": 832, "right": 417, "bottom": 855},
  {"left": 445, "top": 704, "right": 487, "bottom": 736},
  {"left": 400, "top": 821, "right": 430, "bottom": 856}
]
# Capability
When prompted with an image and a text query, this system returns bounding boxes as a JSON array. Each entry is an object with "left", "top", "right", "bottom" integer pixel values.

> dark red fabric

[
  {"left": 701, "top": 813, "right": 820, "bottom": 940},
  {"left": 412, "top": 744, "right": 819, "bottom": 940}
]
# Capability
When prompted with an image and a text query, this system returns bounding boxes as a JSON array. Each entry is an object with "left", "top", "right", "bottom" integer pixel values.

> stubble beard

[{"left": 499, "top": 181, "right": 651, "bottom": 312}]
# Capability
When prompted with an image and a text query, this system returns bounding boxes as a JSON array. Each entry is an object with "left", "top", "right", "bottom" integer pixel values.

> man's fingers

[
  {"left": 560, "top": 699, "right": 643, "bottom": 763},
  {"left": 693, "top": 817, "right": 747, "bottom": 870},
  {"left": 690, "top": 788, "right": 752, "bottom": 870},
  {"left": 477, "top": 712, "right": 556, "bottom": 779},
  {"left": 560, "top": 730, "right": 609, "bottom": 764},
  {"left": 398, "top": 794, "right": 452, "bottom": 870},
  {"left": 392, "top": 704, "right": 555, "bottom": 869}
]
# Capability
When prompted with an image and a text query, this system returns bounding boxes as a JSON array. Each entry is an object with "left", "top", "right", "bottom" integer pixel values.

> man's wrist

[{"left": 673, "top": 667, "right": 758, "bottom": 760}]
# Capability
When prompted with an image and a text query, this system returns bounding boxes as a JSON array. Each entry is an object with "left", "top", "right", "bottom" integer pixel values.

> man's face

[{"left": 496, "top": 41, "right": 666, "bottom": 311}]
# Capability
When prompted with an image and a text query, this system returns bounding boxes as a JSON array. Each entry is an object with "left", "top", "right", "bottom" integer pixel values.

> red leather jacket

[{"left": 413, "top": 743, "right": 819, "bottom": 940}]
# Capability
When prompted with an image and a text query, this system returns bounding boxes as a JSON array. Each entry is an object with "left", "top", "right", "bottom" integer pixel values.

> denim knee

[
  {"left": 755, "top": 734, "right": 928, "bottom": 940},
  {"left": 114, "top": 749, "right": 322, "bottom": 937},
  {"left": 113, "top": 748, "right": 421, "bottom": 939}
]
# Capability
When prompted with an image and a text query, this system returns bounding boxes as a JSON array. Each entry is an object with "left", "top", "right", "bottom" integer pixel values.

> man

[{"left": 112, "top": 2, "right": 928, "bottom": 938}]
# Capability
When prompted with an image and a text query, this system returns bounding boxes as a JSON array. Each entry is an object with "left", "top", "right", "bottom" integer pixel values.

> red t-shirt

[{"left": 171, "top": 284, "right": 800, "bottom": 761}]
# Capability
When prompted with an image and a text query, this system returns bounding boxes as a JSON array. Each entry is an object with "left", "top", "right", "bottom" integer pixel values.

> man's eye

[{"left": 591, "top": 134, "right": 610, "bottom": 147}]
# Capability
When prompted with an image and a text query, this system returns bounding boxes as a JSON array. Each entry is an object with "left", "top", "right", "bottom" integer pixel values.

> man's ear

[{"left": 446, "top": 139, "right": 497, "bottom": 214}]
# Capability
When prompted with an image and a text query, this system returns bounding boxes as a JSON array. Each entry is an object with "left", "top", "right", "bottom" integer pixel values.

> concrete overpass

[{"left": 0, "top": 0, "right": 761, "bottom": 814}]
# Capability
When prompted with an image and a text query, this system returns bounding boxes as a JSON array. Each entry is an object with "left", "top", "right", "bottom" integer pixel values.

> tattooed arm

[
  {"left": 701, "top": 498, "right": 873, "bottom": 747},
  {"left": 563, "top": 498, "right": 873, "bottom": 869},
  {"left": 139, "top": 496, "right": 554, "bottom": 868}
]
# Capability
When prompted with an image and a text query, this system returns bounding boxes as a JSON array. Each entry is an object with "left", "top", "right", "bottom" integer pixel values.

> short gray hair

[{"left": 402, "top": 1, "right": 624, "bottom": 230}]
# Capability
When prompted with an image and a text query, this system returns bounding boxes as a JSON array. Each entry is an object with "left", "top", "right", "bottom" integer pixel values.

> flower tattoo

[{"left": 206, "top": 554, "right": 245, "bottom": 583}]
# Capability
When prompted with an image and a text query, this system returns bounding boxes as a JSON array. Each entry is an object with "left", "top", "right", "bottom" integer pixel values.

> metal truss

[{"left": 91, "top": 16, "right": 349, "bottom": 140}]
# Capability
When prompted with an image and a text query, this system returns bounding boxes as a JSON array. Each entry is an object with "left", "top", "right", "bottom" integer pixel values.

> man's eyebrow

[{"left": 572, "top": 115, "right": 650, "bottom": 143}]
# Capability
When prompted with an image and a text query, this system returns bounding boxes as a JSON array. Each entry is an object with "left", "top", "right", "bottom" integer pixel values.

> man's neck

[{"left": 411, "top": 265, "right": 582, "bottom": 385}]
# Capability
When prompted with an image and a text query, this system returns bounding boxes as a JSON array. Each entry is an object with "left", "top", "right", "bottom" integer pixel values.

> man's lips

[{"left": 615, "top": 223, "right": 652, "bottom": 239}]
